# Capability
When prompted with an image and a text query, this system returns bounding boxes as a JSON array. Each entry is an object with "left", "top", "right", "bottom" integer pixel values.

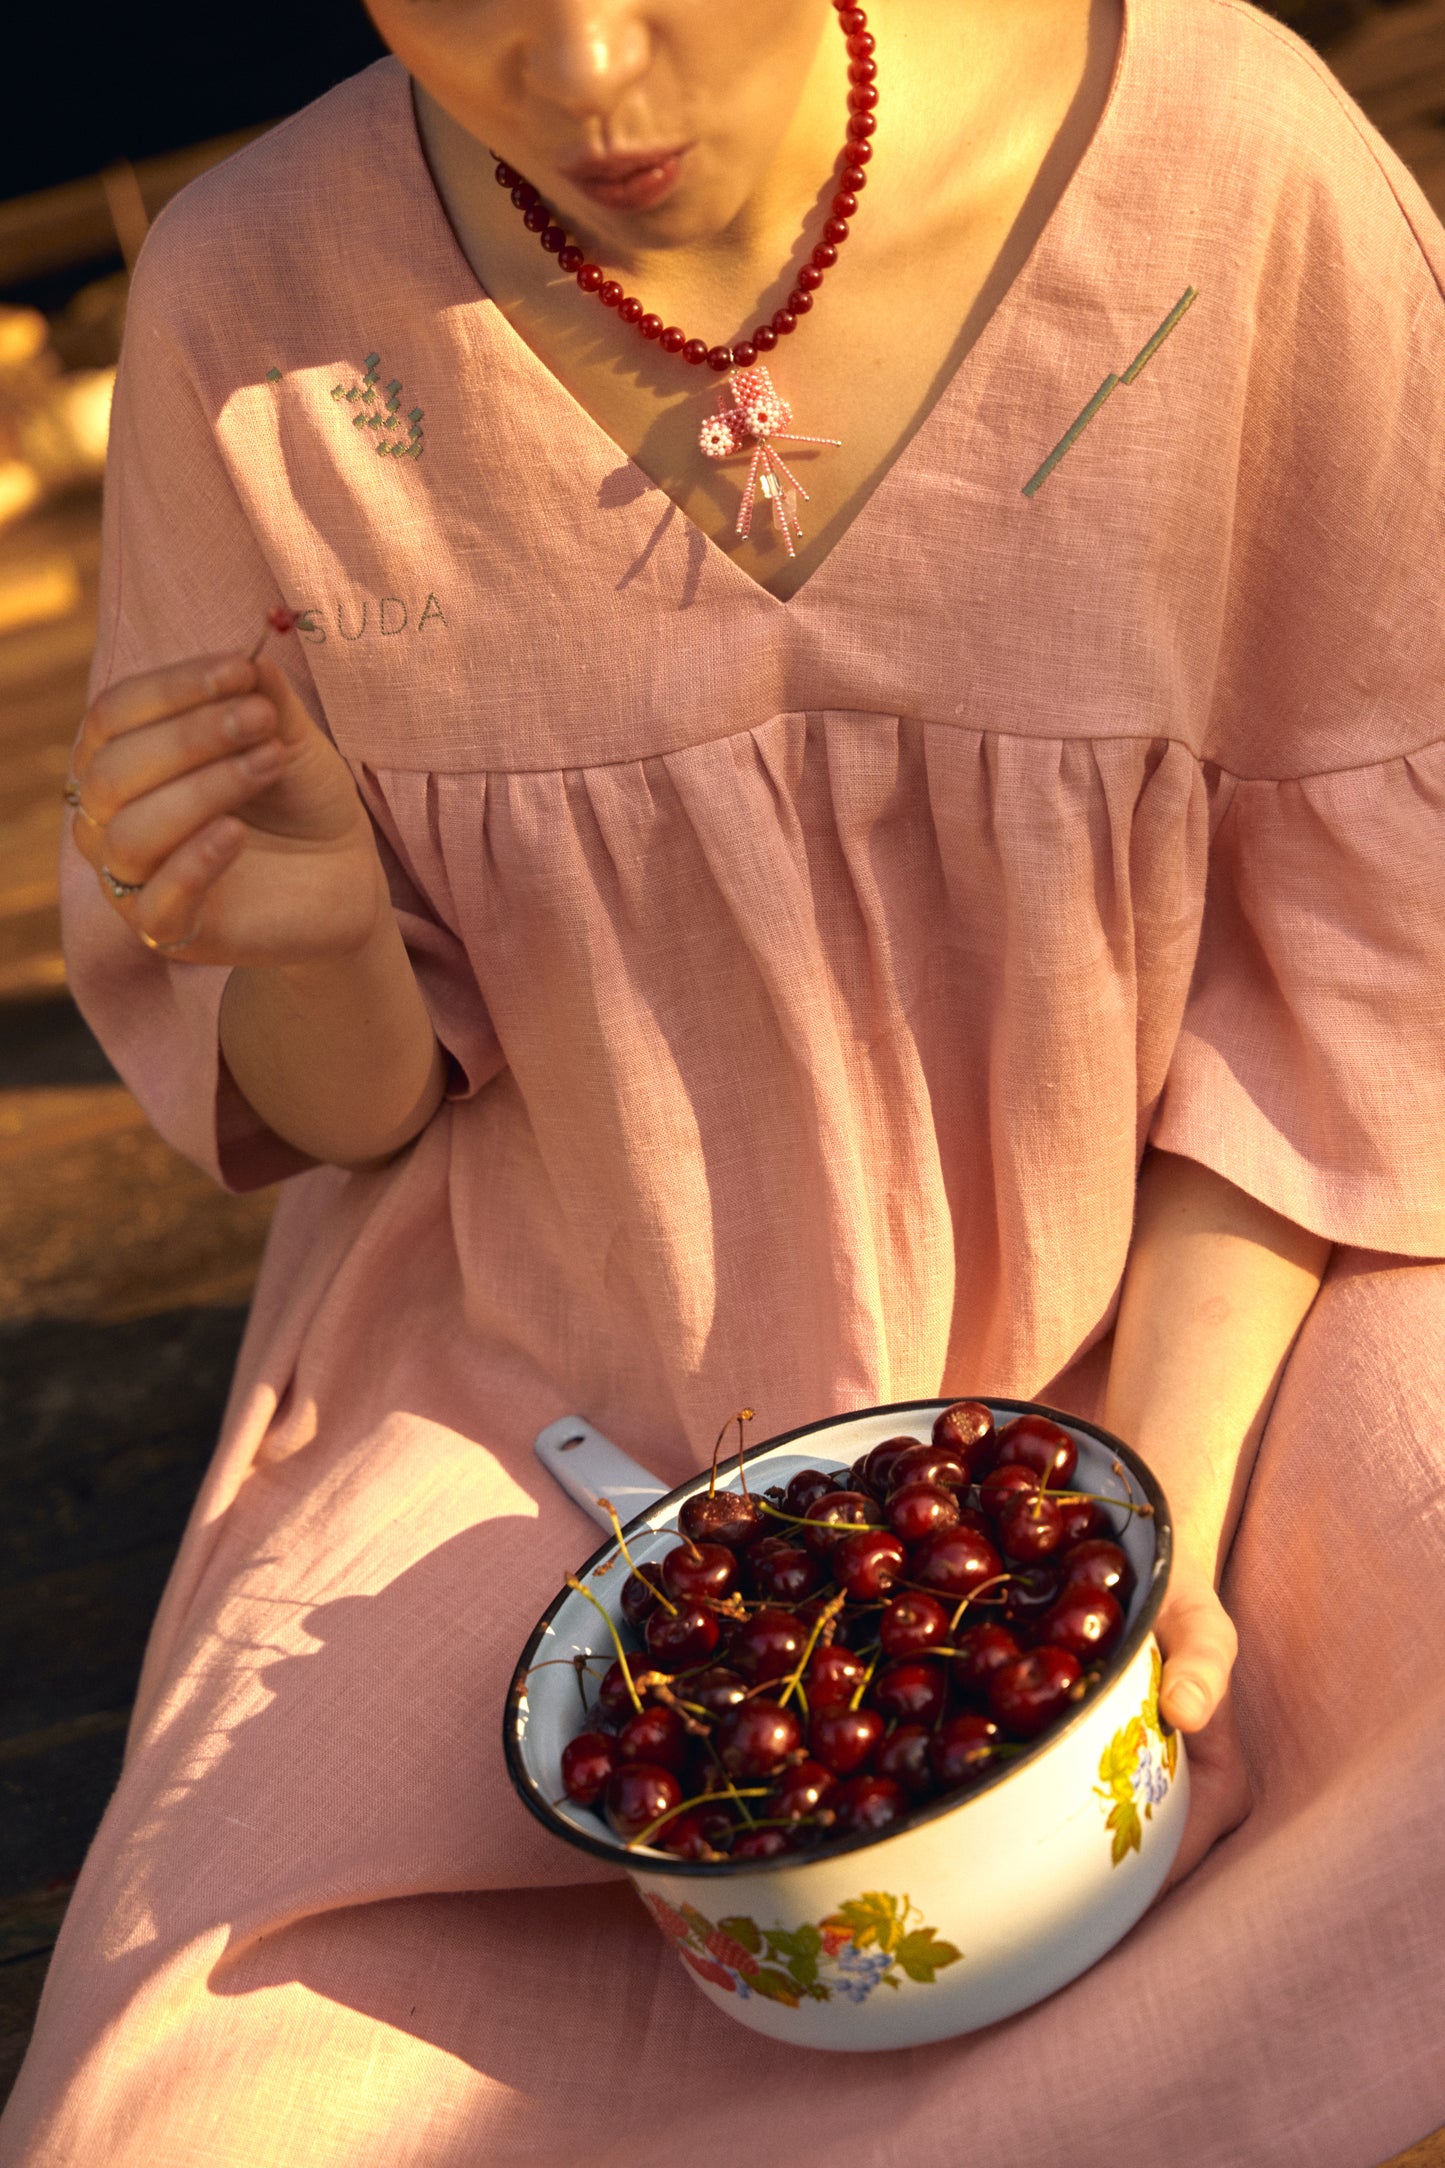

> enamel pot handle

[{"left": 533, "top": 1415, "right": 670, "bottom": 1531}]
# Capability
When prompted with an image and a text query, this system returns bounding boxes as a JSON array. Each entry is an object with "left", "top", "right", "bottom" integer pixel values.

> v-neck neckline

[{"left": 399, "top": 0, "right": 1132, "bottom": 613}]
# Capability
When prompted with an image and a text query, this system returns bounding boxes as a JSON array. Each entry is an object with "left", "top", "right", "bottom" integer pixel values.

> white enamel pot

[{"left": 504, "top": 1399, "right": 1189, "bottom": 2051}]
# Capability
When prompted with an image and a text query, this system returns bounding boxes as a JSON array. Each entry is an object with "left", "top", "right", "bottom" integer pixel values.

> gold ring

[
  {"left": 138, "top": 926, "right": 197, "bottom": 955},
  {"left": 63, "top": 778, "right": 83, "bottom": 806}
]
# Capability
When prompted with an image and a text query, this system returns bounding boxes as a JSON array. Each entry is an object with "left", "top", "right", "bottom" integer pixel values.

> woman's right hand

[{"left": 67, "top": 648, "right": 387, "bottom": 968}]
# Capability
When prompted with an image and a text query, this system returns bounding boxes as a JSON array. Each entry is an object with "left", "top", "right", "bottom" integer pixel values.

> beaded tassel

[{"left": 698, "top": 367, "right": 842, "bottom": 557}]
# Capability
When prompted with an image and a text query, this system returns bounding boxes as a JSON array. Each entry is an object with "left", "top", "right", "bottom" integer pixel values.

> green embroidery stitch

[
  {"left": 331, "top": 353, "right": 426, "bottom": 461},
  {"left": 1022, "top": 287, "right": 1198, "bottom": 498},
  {"left": 265, "top": 367, "right": 283, "bottom": 383}
]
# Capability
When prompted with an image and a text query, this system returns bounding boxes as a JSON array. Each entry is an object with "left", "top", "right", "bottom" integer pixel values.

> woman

[{"left": 3, "top": 0, "right": 1442, "bottom": 2159}]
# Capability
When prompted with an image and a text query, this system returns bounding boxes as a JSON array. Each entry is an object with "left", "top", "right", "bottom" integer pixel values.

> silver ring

[
  {"left": 100, "top": 864, "right": 145, "bottom": 899},
  {"left": 63, "top": 778, "right": 83, "bottom": 807}
]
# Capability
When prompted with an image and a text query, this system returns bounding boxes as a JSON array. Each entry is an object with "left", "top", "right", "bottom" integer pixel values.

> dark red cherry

[
  {"left": 717, "top": 1698, "right": 803, "bottom": 1781},
  {"left": 660, "top": 1805, "right": 733, "bottom": 1860},
  {"left": 785, "top": 1468, "right": 843, "bottom": 1514},
  {"left": 932, "top": 1400, "right": 998, "bottom": 1480},
  {"left": 687, "top": 1665, "right": 750, "bottom": 1717},
  {"left": 994, "top": 1412, "right": 1077, "bottom": 1487},
  {"left": 870, "top": 1659, "right": 948, "bottom": 1727},
  {"left": 620, "top": 1562, "right": 666, "bottom": 1628},
  {"left": 644, "top": 1601, "right": 721, "bottom": 1672},
  {"left": 1061, "top": 1537, "right": 1136, "bottom": 1604},
  {"left": 910, "top": 1523, "right": 1004, "bottom": 1600},
  {"left": 997, "top": 1564, "right": 1063, "bottom": 1636},
  {"left": 886, "top": 1481, "right": 960, "bottom": 1544},
  {"left": 560, "top": 1730, "right": 620, "bottom": 1806},
  {"left": 730, "top": 1606, "right": 809, "bottom": 1682},
  {"left": 996, "top": 1489, "right": 1065, "bottom": 1564},
  {"left": 875, "top": 1722, "right": 937, "bottom": 1797},
  {"left": 660, "top": 1539, "right": 737, "bottom": 1605},
  {"left": 949, "top": 1622, "right": 1022, "bottom": 1699},
  {"left": 747, "top": 1536, "right": 824, "bottom": 1603},
  {"left": 806, "top": 1643, "right": 869, "bottom": 1710},
  {"left": 887, "top": 1443, "right": 968, "bottom": 1494},
  {"left": 833, "top": 1527, "right": 907, "bottom": 1599},
  {"left": 830, "top": 1773, "right": 910, "bottom": 1836},
  {"left": 616, "top": 1703, "right": 689, "bottom": 1773},
  {"left": 863, "top": 1436, "right": 922, "bottom": 1493},
  {"left": 849, "top": 1452, "right": 884, "bottom": 1498},
  {"left": 732, "top": 1826, "right": 793, "bottom": 1860},
  {"left": 1034, "top": 1586, "right": 1125, "bottom": 1665},
  {"left": 604, "top": 1762, "right": 682, "bottom": 1840},
  {"left": 987, "top": 1646, "right": 1084, "bottom": 1739},
  {"left": 879, "top": 1590, "right": 950, "bottom": 1659},
  {"left": 980, "top": 1463, "right": 1041, "bottom": 1520},
  {"left": 800, "top": 1489, "right": 884, "bottom": 1556},
  {"left": 1056, "top": 1495, "right": 1111, "bottom": 1546},
  {"left": 929, "top": 1711, "right": 1002, "bottom": 1790},
  {"left": 678, "top": 1487, "right": 763, "bottom": 1550},
  {"left": 597, "top": 1660, "right": 659, "bottom": 1722},
  {"left": 809, "top": 1705, "right": 885, "bottom": 1776},
  {"left": 770, "top": 1757, "right": 836, "bottom": 1821}
]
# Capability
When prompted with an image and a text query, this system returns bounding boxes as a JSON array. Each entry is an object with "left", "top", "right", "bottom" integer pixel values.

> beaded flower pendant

[{"left": 698, "top": 366, "right": 843, "bottom": 559}]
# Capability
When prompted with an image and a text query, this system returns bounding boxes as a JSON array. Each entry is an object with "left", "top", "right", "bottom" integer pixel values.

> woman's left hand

[{"left": 1152, "top": 1563, "right": 1254, "bottom": 1893}]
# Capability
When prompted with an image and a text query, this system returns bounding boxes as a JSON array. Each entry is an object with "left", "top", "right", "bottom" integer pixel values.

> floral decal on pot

[
  {"left": 1094, "top": 1643, "right": 1179, "bottom": 1865},
  {"left": 643, "top": 1890, "right": 962, "bottom": 2008}
]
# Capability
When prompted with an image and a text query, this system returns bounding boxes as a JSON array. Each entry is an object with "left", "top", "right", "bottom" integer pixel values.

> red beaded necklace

[{"left": 487, "top": 0, "right": 878, "bottom": 558}]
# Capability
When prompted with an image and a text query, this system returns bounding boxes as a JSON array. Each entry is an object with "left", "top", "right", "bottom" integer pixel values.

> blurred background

[{"left": 1, "top": 0, "right": 1443, "bottom": 2139}]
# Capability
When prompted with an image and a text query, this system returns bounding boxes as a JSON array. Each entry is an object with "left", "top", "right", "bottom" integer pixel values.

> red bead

[
  {"left": 751, "top": 324, "right": 778, "bottom": 352},
  {"left": 660, "top": 326, "right": 687, "bottom": 352},
  {"left": 846, "top": 32, "right": 875, "bottom": 57},
  {"left": 599, "top": 279, "right": 624, "bottom": 307},
  {"left": 577, "top": 264, "right": 604, "bottom": 292},
  {"left": 706, "top": 345, "right": 733, "bottom": 371},
  {"left": 848, "top": 86, "right": 879, "bottom": 112},
  {"left": 494, "top": 162, "right": 519, "bottom": 188},
  {"left": 511, "top": 182, "right": 540, "bottom": 210},
  {"left": 619, "top": 296, "right": 644, "bottom": 324},
  {"left": 846, "top": 141, "right": 874, "bottom": 167},
  {"left": 639, "top": 314, "right": 664, "bottom": 340},
  {"left": 838, "top": 8, "right": 868, "bottom": 32},
  {"left": 847, "top": 112, "right": 877, "bottom": 141},
  {"left": 772, "top": 308, "right": 798, "bottom": 335},
  {"left": 557, "top": 244, "right": 585, "bottom": 272},
  {"left": 797, "top": 264, "right": 825, "bottom": 292},
  {"left": 541, "top": 224, "right": 567, "bottom": 253},
  {"left": 523, "top": 203, "right": 550, "bottom": 233},
  {"left": 824, "top": 217, "right": 850, "bottom": 246},
  {"left": 788, "top": 288, "right": 815, "bottom": 314},
  {"left": 733, "top": 341, "right": 758, "bottom": 368},
  {"left": 811, "top": 242, "right": 838, "bottom": 271},
  {"left": 831, "top": 189, "right": 857, "bottom": 216},
  {"left": 848, "top": 58, "right": 878, "bottom": 83},
  {"left": 682, "top": 338, "right": 709, "bottom": 365}
]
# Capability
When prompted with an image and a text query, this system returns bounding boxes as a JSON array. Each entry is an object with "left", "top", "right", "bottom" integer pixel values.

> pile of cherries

[{"left": 554, "top": 1403, "right": 1146, "bottom": 1862}]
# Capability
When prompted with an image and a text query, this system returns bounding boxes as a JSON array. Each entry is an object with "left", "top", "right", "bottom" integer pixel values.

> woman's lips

[{"left": 571, "top": 149, "right": 689, "bottom": 213}]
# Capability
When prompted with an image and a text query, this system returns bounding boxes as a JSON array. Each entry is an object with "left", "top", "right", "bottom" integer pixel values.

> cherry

[
  {"left": 800, "top": 1489, "right": 885, "bottom": 1556},
  {"left": 994, "top": 1412, "right": 1077, "bottom": 1487},
  {"left": 785, "top": 1468, "right": 842, "bottom": 1514},
  {"left": 809, "top": 1705, "right": 884, "bottom": 1776},
  {"left": 876, "top": 1722, "right": 937, "bottom": 1797},
  {"left": 644, "top": 1601, "right": 721, "bottom": 1672},
  {"left": 597, "top": 1660, "right": 659, "bottom": 1722},
  {"left": 879, "top": 1590, "right": 950, "bottom": 1659},
  {"left": 560, "top": 1730, "right": 620, "bottom": 1806},
  {"left": 1034, "top": 1585, "right": 1125, "bottom": 1664},
  {"left": 679, "top": 1488, "right": 763, "bottom": 1550},
  {"left": 886, "top": 1481, "right": 960, "bottom": 1544},
  {"left": 929, "top": 1711, "right": 1002, "bottom": 1789},
  {"left": 932, "top": 1399, "right": 998, "bottom": 1480},
  {"left": 620, "top": 1562, "right": 666, "bottom": 1628},
  {"left": 996, "top": 1489, "right": 1066, "bottom": 1563},
  {"left": 605, "top": 1762, "right": 682, "bottom": 1840},
  {"left": 686, "top": 1666, "right": 750, "bottom": 1718},
  {"left": 747, "top": 1536, "right": 824, "bottom": 1604},
  {"left": 660, "top": 1806, "right": 733, "bottom": 1860},
  {"left": 770, "top": 1758, "right": 836, "bottom": 1821},
  {"left": 849, "top": 1452, "right": 884, "bottom": 1498},
  {"left": 980, "top": 1463, "right": 1041, "bottom": 1520},
  {"left": 830, "top": 1773, "right": 910, "bottom": 1836},
  {"left": 717, "top": 1698, "right": 803, "bottom": 1781},
  {"left": 862, "top": 1436, "right": 922, "bottom": 1493},
  {"left": 806, "top": 1643, "right": 869, "bottom": 1710},
  {"left": 660, "top": 1539, "right": 737, "bottom": 1605},
  {"left": 996, "top": 1564, "right": 1062, "bottom": 1636},
  {"left": 730, "top": 1606, "right": 809, "bottom": 1681},
  {"left": 1061, "top": 1537, "right": 1136, "bottom": 1604},
  {"left": 870, "top": 1659, "right": 948, "bottom": 1727},
  {"left": 987, "top": 1646, "right": 1084, "bottom": 1738},
  {"left": 616, "top": 1703, "right": 690, "bottom": 1774},
  {"left": 733, "top": 1826, "right": 793, "bottom": 1860},
  {"left": 910, "top": 1523, "right": 1004, "bottom": 1599},
  {"left": 1056, "top": 1495, "right": 1111, "bottom": 1546},
  {"left": 887, "top": 1443, "right": 968, "bottom": 1494},
  {"left": 832, "top": 1527, "right": 907, "bottom": 1599},
  {"left": 949, "top": 1622, "right": 1022, "bottom": 1699}
]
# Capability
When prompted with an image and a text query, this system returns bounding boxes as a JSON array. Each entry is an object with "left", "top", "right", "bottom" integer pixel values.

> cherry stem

[
  {"left": 597, "top": 1499, "right": 680, "bottom": 1616},
  {"left": 775, "top": 1591, "right": 847, "bottom": 1712},
  {"left": 564, "top": 1575, "right": 644, "bottom": 1715},
  {"left": 626, "top": 1784, "right": 770, "bottom": 1853},
  {"left": 848, "top": 1650, "right": 882, "bottom": 1712},
  {"left": 734, "top": 1408, "right": 754, "bottom": 1500},
  {"left": 708, "top": 1406, "right": 754, "bottom": 1501},
  {"left": 948, "top": 1571, "right": 1017, "bottom": 1635},
  {"left": 756, "top": 1497, "right": 876, "bottom": 1535}
]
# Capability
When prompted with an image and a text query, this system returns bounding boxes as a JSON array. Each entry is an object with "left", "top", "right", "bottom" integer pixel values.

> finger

[
  {"left": 95, "top": 736, "right": 291, "bottom": 887},
  {"left": 127, "top": 817, "right": 247, "bottom": 955},
  {"left": 80, "top": 692, "right": 277, "bottom": 826},
  {"left": 75, "top": 652, "right": 257, "bottom": 778},
  {"left": 1153, "top": 1587, "right": 1238, "bottom": 1731},
  {"left": 1159, "top": 1704, "right": 1254, "bottom": 1894}
]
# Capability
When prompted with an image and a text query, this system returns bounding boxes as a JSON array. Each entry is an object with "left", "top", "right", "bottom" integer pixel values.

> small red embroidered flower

[{"left": 247, "top": 606, "right": 300, "bottom": 663}]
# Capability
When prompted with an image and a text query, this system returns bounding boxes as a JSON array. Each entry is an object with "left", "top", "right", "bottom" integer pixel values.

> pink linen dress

[{"left": 5, "top": 0, "right": 1444, "bottom": 2159}]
